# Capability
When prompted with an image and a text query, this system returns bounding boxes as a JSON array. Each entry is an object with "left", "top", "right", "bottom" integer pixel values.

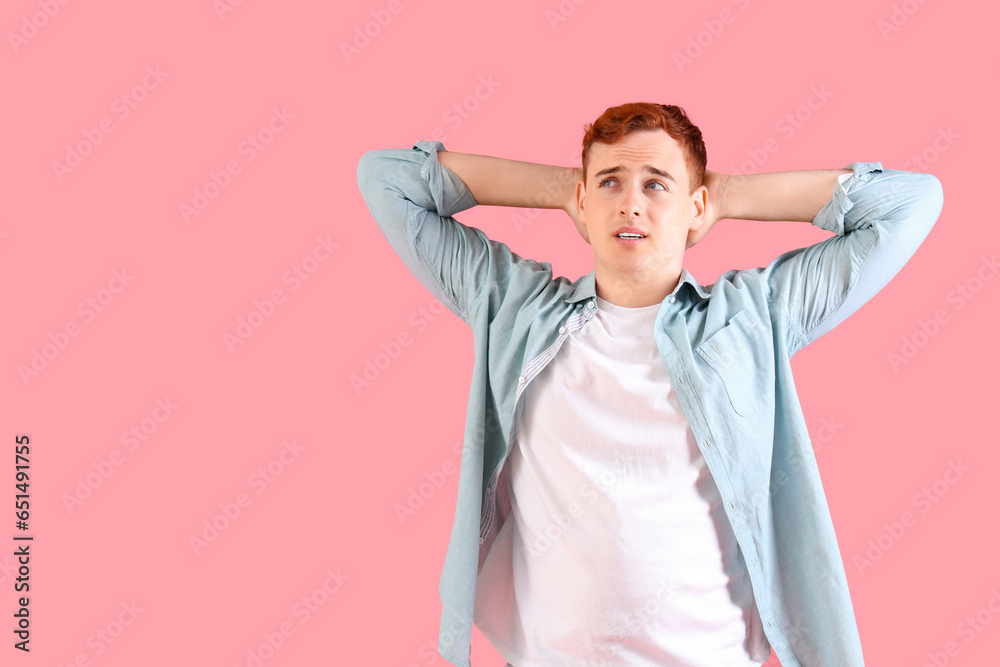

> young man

[{"left": 356, "top": 103, "right": 943, "bottom": 667}]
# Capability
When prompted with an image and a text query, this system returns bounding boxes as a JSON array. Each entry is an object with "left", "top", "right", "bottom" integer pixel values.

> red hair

[{"left": 581, "top": 102, "right": 706, "bottom": 194}]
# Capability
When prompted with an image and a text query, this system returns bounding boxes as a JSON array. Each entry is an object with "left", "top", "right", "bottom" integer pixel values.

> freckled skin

[{"left": 575, "top": 129, "right": 707, "bottom": 308}]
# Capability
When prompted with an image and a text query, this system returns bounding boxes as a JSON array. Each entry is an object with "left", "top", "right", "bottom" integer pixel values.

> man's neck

[{"left": 594, "top": 265, "right": 682, "bottom": 308}]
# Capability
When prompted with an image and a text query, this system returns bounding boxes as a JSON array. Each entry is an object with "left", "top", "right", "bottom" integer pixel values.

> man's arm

[
  {"left": 718, "top": 170, "right": 854, "bottom": 223},
  {"left": 437, "top": 150, "right": 586, "bottom": 241},
  {"left": 437, "top": 150, "right": 578, "bottom": 210},
  {"left": 716, "top": 163, "right": 945, "bottom": 357},
  {"left": 357, "top": 140, "right": 578, "bottom": 324},
  {"left": 688, "top": 169, "right": 850, "bottom": 249}
]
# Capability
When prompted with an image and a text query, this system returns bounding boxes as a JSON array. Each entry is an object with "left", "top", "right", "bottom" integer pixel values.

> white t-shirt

[{"left": 474, "top": 295, "right": 770, "bottom": 666}]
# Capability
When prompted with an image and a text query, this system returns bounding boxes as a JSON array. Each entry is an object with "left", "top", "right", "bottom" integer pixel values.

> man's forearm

[
  {"left": 720, "top": 169, "right": 853, "bottom": 223},
  {"left": 438, "top": 150, "right": 578, "bottom": 211}
]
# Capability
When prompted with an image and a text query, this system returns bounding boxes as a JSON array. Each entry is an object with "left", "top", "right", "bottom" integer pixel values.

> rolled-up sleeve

[
  {"left": 762, "top": 162, "right": 945, "bottom": 357},
  {"left": 356, "top": 139, "right": 492, "bottom": 324}
]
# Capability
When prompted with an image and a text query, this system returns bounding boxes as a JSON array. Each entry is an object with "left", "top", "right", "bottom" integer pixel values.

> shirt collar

[{"left": 563, "top": 266, "right": 710, "bottom": 305}]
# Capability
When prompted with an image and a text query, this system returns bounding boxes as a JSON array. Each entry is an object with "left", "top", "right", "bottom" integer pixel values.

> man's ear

[
  {"left": 688, "top": 184, "right": 707, "bottom": 233},
  {"left": 574, "top": 180, "right": 590, "bottom": 245}
]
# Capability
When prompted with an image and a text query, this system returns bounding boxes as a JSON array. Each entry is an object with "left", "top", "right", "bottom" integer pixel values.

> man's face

[{"left": 575, "top": 128, "right": 706, "bottom": 293}]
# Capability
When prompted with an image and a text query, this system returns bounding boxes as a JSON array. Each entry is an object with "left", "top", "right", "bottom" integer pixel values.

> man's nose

[{"left": 621, "top": 186, "right": 643, "bottom": 217}]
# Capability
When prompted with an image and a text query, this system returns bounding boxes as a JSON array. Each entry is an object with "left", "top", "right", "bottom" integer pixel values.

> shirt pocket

[{"left": 695, "top": 307, "right": 774, "bottom": 417}]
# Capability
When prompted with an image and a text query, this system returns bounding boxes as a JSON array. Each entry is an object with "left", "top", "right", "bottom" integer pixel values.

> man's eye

[{"left": 599, "top": 178, "right": 666, "bottom": 190}]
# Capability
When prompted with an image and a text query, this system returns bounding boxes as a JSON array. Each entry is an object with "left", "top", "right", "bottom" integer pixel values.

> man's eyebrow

[{"left": 593, "top": 164, "right": 676, "bottom": 183}]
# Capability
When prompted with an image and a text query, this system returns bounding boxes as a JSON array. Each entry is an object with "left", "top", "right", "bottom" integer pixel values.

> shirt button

[
  {"left": 729, "top": 501, "right": 737, "bottom": 510},
  {"left": 559, "top": 326, "right": 566, "bottom": 334},
  {"left": 669, "top": 297, "right": 675, "bottom": 303},
  {"left": 480, "top": 537, "right": 484, "bottom": 544},
  {"left": 518, "top": 376, "right": 525, "bottom": 383},
  {"left": 588, "top": 301, "right": 595, "bottom": 308}
]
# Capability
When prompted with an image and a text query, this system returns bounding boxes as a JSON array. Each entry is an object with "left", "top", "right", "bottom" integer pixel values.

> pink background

[{"left": 2, "top": 0, "right": 997, "bottom": 665}]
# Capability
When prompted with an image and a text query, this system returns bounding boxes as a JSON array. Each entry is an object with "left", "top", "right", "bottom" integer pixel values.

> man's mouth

[
  {"left": 614, "top": 234, "right": 647, "bottom": 246},
  {"left": 614, "top": 226, "right": 647, "bottom": 239}
]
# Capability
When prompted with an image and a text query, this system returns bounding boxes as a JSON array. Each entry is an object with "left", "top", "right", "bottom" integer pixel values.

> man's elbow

[
  {"left": 356, "top": 149, "right": 388, "bottom": 203},
  {"left": 910, "top": 172, "right": 945, "bottom": 233},
  {"left": 892, "top": 170, "right": 944, "bottom": 235},
  {"left": 921, "top": 172, "right": 945, "bottom": 223}
]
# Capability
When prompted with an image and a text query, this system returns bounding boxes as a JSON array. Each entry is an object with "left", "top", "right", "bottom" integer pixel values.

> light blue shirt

[{"left": 356, "top": 139, "right": 943, "bottom": 667}]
